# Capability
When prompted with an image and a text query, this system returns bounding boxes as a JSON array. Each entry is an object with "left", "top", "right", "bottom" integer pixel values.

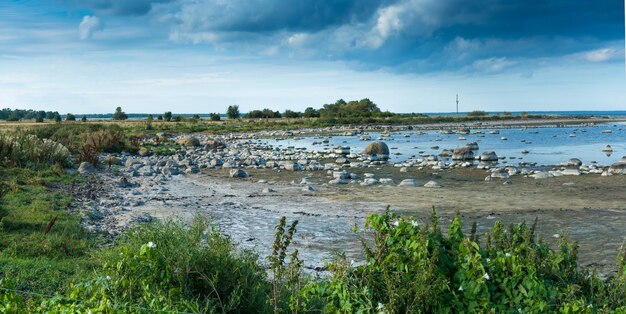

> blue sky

[{"left": 0, "top": 0, "right": 624, "bottom": 114}]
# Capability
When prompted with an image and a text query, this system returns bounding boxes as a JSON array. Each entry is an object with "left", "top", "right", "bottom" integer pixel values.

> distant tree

[
  {"left": 112, "top": 106, "right": 128, "bottom": 120},
  {"left": 467, "top": 110, "right": 488, "bottom": 117},
  {"left": 227, "top": 105, "right": 240, "bottom": 119},
  {"left": 81, "top": 115, "right": 87, "bottom": 122},
  {"left": 192, "top": 114, "right": 200, "bottom": 120},
  {"left": 35, "top": 112, "right": 44, "bottom": 123},
  {"left": 157, "top": 115, "right": 163, "bottom": 121},
  {"left": 283, "top": 110, "right": 302, "bottom": 119},
  {"left": 303, "top": 107, "right": 320, "bottom": 118},
  {"left": 210, "top": 113, "right": 221, "bottom": 121},
  {"left": 174, "top": 116, "right": 184, "bottom": 122},
  {"left": 503, "top": 111, "right": 512, "bottom": 117},
  {"left": 53, "top": 113, "right": 62, "bottom": 123},
  {"left": 244, "top": 109, "right": 281, "bottom": 119},
  {"left": 146, "top": 114, "right": 154, "bottom": 130},
  {"left": 163, "top": 111, "right": 172, "bottom": 122},
  {"left": 65, "top": 113, "right": 76, "bottom": 121}
]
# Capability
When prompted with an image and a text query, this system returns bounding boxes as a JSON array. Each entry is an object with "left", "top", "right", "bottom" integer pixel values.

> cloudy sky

[{"left": 0, "top": 0, "right": 624, "bottom": 114}]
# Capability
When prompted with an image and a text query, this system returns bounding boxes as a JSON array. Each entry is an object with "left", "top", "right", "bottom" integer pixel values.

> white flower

[
  {"left": 410, "top": 220, "right": 419, "bottom": 227},
  {"left": 483, "top": 273, "right": 490, "bottom": 280},
  {"left": 458, "top": 285, "right": 463, "bottom": 291},
  {"left": 377, "top": 302, "right": 384, "bottom": 310},
  {"left": 518, "top": 307, "right": 522, "bottom": 313},
  {"left": 147, "top": 241, "right": 157, "bottom": 249},
  {"left": 505, "top": 252, "right": 511, "bottom": 257},
  {"left": 486, "top": 258, "right": 491, "bottom": 263},
  {"left": 392, "top": 220, "right": 399, "bottom": 227},
  {"left": 350, "top": 260, "right": 355, "bottom": 267},
  {"left": 106, "top": 275, "right": 111, "bottom": 280}
]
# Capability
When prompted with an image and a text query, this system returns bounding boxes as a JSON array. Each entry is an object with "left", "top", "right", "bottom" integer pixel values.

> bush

[
  {"left": 210, "top": 113, "right": 221, "bottom": 121},
  {"left": 0, "top": 133, "right": 71, "bottom": 168},
  {"left": 301, "top": 208, "right": 626, "bottom": 313}
]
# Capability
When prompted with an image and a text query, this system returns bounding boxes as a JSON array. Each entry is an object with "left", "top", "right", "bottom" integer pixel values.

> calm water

[{"left": 270, "top": 122, "right": 626, "bottom": 166}]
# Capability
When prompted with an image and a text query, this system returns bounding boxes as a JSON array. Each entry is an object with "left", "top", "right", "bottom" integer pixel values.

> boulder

[
  {"left": 360, "top": 178, "right": 379, "bottom": 186},
  {"left": 602, "top": 145, "right": 613, "bottom": 152},
  {"left": 423, "top": 180, "right": 441, "bottom": 188},
  {"left": 137, "top": 147, "right": 151, "bottom": 157},
  {"left": 561, "top": 168, "right": 581, "bottom": 176},
  {"left": 398, "top": 179, "right": 418, "bottom": 187},
  {"left": 105, "top": 155, "right": 121, "bottom": 165},
  {"left": 563, "top": 158, "right": 582, "bottom": 168},
  {"left": 609, "top": 159, "right": 626, "bottom": 174},
  {"left": 78, "top": 162, "right": 95, "bottom": 174},
  {"left": 283, "top": 162, "right": 302, "bottom": 171},
  {"left": 302, "top": 185, "right": 315, "bottom": 192},
  {"left": 176, "top": 136, "right": 200, "bottom": 147},
  {"left": 364, "top": 142, "right": 389, "bottom": 160},
  {"left": 328, "top": 179, "right": 348, "bottom": 185},
  {"left": 205, "top": 140, "right": 226, "bottom": 151},
  {"left": 466, "top": 142, "right": 479, "bottom": 151},
  {"left": 479, "top": 151, "right": 498, "bottom": 161},
  {"left": 452, "top": 147, "right": 474, "bottom": 160},
  {"left": 229, "top": 169, "right": 249, "bottom": 178}
]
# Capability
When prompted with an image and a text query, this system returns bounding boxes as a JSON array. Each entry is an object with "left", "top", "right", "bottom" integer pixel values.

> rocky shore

[{"left": 71, "top": 123, "right": 626, "bottom": 275}]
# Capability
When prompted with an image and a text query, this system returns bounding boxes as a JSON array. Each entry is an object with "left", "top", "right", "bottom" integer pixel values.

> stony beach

[{"left": 73, "top": 120, "right": 626, "bottom": 275}]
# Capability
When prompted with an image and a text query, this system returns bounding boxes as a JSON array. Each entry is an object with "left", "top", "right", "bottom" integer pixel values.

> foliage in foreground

[
  {"left": 301, "top": 209, "right": 626, "bottom": 313},
  {"left": 2, "top": 208, "right": 626, "bottom": 313}
]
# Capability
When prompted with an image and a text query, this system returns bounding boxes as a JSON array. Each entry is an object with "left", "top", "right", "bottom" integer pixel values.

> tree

[
  {"left": 112, "top": 107, "right": 128, "bottom": 120},
  {"left": 157, "top": 115, "right": 163, "bottom": 121},
  {"left": 35, "top": 112, "right": 44, "bottom": 123},
  {"left": 81, "top": 115, "right": 87, "bottom": 122},
  {"left": 210, "top": 113, "right": 221, "bottom": 121},
  {"left": 227, "top": 105, "right": 240, "bottom": 119},
  {"left": 303, "top": 107, "right": 320, "bottom": 118},
  {"left": 192, "top": 114, "right": 200, "bottom": 120},
  {"left": 283, "top": 110, "right": 302, "bottom": 119},
  {"left": 146, "top": 114, "right": 154, "bottom": 130},
  {"left": 163, "top": 111, "right": 172, "bottom": 122},
  {"left": 53, "top": 113, "right": 62, "bottom": 123},
  {"left": 65, "top": 113, "right": 76, "bottom": 121}
]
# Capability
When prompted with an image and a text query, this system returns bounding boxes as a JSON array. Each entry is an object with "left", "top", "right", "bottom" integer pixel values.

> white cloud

[
  {"left": 78, "top": 16, "right": 103, "bottom": 40},
  {"left": 583, "top": 48, "right": 621, "bottom": 62},
  {"left": 472, "top": 57, "right": 516, "bottom": 73}
]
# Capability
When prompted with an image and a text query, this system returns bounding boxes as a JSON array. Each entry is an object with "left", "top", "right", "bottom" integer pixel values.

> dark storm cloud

[{"left": 42, "top": 0, "right": 626, "bottom": 73}]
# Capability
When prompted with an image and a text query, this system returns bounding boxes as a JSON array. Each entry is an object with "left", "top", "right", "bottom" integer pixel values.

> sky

[{"left": 0, "top": 0, "right": 624, "bottom": 114}]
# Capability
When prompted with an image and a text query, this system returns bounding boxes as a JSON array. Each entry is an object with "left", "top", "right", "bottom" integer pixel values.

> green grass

[{"left": 0, "top": 167, "right": 97, "bottom": 295}]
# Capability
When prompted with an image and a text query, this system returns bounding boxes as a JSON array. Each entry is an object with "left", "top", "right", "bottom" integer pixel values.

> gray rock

[
  {"left": 328, "top": 179, "right": 348, "bottom": 185},
  {"left": 283, "top": 162, "right": 302, "bottom": 171},
  {"left": 229, "top": 169, "right": 249, "bottom": 178},
  {"left": 561, "top": 168, "right": 581, "bottom": 176},
  {"left": 479, "top": 151, "right": 498, "bottom": 161},
  {"left": 452, "top": 147, "right": 474, "bottom": 160},
  {"left": 563, "top": 158, "right": 582, "bottom": 167},
  {"left": 398, "top": 179, "right": 418, "bottom": 187},
  {"left": 78, "top": 162, "right": 95, "bottom": 174},
  {"left": 423, "top": 180, "right": 441, "bottom": 188},
  {"left": 363, "top": 142, "right": 389, "bottom": 160},
  {"left": 262, "top": 187, "right": 276, "bottom": 193},
  {"left": 466, "top": 142, "right": 479, "bottom": 151},
  {"left": 302, "top": 185, "right": 315, "bottom": 192}
]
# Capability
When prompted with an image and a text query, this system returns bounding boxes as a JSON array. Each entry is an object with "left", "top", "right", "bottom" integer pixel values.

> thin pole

[{"left": 456, "top": 94, "right": 459, "bottom": 114}]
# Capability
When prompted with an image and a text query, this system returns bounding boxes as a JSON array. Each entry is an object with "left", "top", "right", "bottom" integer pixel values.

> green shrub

[{"left": 0, "top": 133, "right": 71, "bottom": 168}]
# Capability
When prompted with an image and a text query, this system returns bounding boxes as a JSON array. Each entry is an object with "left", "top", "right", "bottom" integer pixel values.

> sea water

[{"left": 270, "top": 122, "right": 626, "bottom": 166}]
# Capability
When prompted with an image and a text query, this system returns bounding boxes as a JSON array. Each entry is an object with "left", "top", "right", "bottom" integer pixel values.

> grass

[{"left": 0, "top": 166, "right": 97, "bottom": 295}]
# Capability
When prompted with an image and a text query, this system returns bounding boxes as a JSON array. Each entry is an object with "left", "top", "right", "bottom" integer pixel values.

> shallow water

[{"left": 264, "top": 122, "right": 626, "bottom": 166}]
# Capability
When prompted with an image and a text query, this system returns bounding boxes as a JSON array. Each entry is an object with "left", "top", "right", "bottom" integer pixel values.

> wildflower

[
  {"left": 483, "top": 273, "right": 490, "bottom": 280},
  {"left": 458, "top": 285, "right": 463, "bottom": 291},
  {"left": 505, "top": 252, "right": 511, "bottom": 257},
  {"left": 518, "top": 307, "right": 522, "bottom": 313},
  {"left": 147, "top": 241, "right": 157, "bottom": 249},
  {"left": 106, "top": 275, "right": 111, "bottom": 280},
  {"left": 392, "top": 220, "right": 399, "bottom": 227},
  {"left": 377, "top": 303, "right": 384, "bottom": 310},
  {"left": 410, "top": 220, "right": 419, "bottom": 227},
  {"left": 486, "top": 258, "right": 491, "bottom": 263}
]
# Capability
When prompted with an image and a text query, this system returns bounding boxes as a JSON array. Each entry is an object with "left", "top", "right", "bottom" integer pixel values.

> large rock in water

[
  {"left": 364, "top": 142, "right": 389, "bottom": 160},
  {"left": 452, "top": 147, "right": 474, "bottom": 160},
  {"left": 177, "top": 136, "right": 200, "bottom": 147},
  {"left": 466, "top": 142, "right": 479, "bottom": 151},
  {"left": 479, "top": 151, "right": 498, "bottom": 161},
  {"left": 609, "top": 157, "right": 626, "bottom": 174},
  {"left": 562, "top": 158, "right": 582, "bottom": 168}
]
